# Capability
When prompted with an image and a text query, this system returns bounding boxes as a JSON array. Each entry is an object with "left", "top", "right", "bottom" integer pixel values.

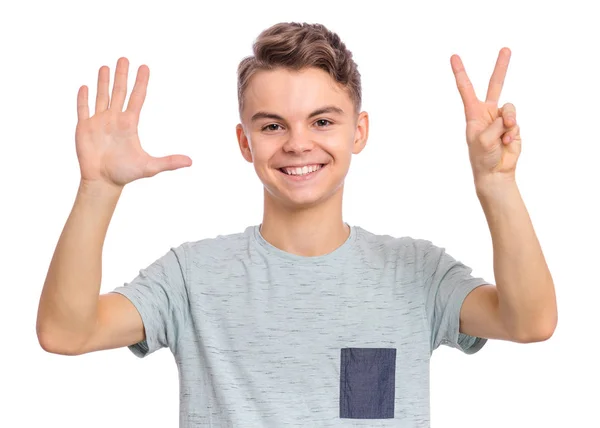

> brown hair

[{"left": 237, "top": 22, "right": 362, "bottom": 116}]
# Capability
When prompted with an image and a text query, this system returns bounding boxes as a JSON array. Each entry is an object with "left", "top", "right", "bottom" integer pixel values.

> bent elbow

[
  {"left": 37, "top": 329, "right": 86, "bottom": 356},
  {"left": 512, "top": 319, "right": 557, "bottom": 344}
]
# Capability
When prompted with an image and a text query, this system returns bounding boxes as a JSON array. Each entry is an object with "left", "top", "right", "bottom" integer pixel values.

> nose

[{"left": 282, "top": 128, "right": 315, "bottom": 153}]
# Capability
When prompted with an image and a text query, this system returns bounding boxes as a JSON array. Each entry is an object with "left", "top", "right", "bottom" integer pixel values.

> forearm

[
  {"left": 37, "top": 179, "right": 123, "bottom": 352},
  {"left": 476, "top": 178, "right": 557, "bottom": 341}
]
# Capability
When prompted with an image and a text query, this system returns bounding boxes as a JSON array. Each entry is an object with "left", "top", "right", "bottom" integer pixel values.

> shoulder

[
  {"left": 352, "top": 226, "right": 434, "bottom": 266},
  {"left": 176, "top": 225, "right": 256, "bottom": 262},
  {"left": 353, "top": 226, "right": 433, "bottom": 254}
]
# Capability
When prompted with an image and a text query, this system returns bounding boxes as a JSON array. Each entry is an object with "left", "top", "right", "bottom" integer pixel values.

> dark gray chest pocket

[{"left": 339, "top": 347, "right": 396, "bottom": 419}]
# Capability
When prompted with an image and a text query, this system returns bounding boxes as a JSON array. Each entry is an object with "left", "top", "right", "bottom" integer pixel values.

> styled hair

[{"left": 237, "top": 22, "right": 362, "bottom": 116}]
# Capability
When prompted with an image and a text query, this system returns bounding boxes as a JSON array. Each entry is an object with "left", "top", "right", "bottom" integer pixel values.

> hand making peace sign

[{"left": 451, "top": 48, "right": 521, "bottom": 185}]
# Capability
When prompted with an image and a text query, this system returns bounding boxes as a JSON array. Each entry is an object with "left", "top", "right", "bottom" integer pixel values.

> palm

[
  {"left": 75, "top": 58, "right": 191, "bottom": 187},
  {"left": 77, "top": 109, "right": 148, "bottom": 185},
  {"left": 451, "top": 48, "right": 521, "bottom": 178}
]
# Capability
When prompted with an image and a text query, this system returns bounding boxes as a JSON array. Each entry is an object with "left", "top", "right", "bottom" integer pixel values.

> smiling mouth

[{"left": 278, "top": 164, "right": 325, "bottom": 176}]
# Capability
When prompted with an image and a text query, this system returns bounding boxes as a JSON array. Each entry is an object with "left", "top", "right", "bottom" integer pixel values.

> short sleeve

[
  {"left": 110, "top": 245, "right": 189, "bottom": 358},
  {"left": 417, "top": 239, "right": 490, "bottom": 355}
]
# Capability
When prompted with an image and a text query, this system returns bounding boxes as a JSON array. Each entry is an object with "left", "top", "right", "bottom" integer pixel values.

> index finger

[
  {"left": 126, "top": 65, "right": 150, "bottom": 116},
  {"left": 450, "top": 54, "right": 479, "bottom": 118},
  {"left": 485, "top": 47, "right": 511, "bottom": 104}
]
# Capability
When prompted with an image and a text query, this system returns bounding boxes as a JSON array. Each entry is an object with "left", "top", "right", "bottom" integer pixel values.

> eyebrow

[{"left": 250, "top": 105, "right": 345, "bottom": 123}]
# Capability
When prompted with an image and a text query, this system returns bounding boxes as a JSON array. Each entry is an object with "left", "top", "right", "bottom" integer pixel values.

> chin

[{"left": 281, "top": 194, "right": 328, "bottom": 210}]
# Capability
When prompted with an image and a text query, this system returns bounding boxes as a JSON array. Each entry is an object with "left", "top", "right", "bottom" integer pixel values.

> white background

[{"left": 1, "top": 0, "right": 598, "bottom": 426}]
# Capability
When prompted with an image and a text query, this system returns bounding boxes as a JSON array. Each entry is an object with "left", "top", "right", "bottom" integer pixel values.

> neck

[{"left": 260, "top": 187, "right": 350, "bottom": 257}]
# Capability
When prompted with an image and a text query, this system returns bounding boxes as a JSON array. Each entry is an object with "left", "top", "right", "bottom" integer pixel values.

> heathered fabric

[{"left": 111, "top": 224, "right": 489, "bottom": 427}]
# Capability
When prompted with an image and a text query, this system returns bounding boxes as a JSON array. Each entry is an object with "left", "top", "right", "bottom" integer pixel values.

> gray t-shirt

[{"left": 111, "top": 225, "right": 489, "bottom": 427}]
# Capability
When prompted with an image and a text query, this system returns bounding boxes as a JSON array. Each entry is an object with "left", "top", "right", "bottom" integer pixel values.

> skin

[
  {"left": 36, "top": 58, "right": 193, "bottom": 355},
  {"left": 235, "top": 67, "right": 368, "bottom": 257},
  {"left": 36, "top": 48, "right": 556, "bottom": 357},
  {"left": 450, "top": 48, "right": 557, "bottom": 342}
]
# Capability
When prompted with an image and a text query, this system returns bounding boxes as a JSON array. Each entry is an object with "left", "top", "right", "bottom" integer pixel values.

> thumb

[
  {"left": 478, "top": 117, "right": 505, "bottom": 148},
  {"left": 144, "top": 154, "right": 193, "bottom": 178}
]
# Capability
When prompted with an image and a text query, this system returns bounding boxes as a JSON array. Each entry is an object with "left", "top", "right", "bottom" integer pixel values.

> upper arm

[
  {"left": 78, "top": 292, "right": 146, "bottom": 355},
  {"left": 418, "top": 238, "right": 495, "bottom": 353},
  {"left": 460, "top": 284, "right": 513, "bottom": 341}
]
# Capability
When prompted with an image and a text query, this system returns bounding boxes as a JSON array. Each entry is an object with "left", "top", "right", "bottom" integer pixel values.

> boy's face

[{"left": 236, "top": 67, "right": 369, "bottom": 210}]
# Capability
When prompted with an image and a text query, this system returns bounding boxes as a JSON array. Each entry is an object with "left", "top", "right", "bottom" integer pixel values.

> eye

[
  {"left": 262, "top": 123, "right": 282, "bottom": 132},
  {"left": 315, "top": 119, "right": 332, "bottom": 127}
]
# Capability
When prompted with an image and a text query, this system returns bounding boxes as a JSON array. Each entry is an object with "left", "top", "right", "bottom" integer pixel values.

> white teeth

[{"left": 282, "top": 164, "right": 323, "bottom": 176}]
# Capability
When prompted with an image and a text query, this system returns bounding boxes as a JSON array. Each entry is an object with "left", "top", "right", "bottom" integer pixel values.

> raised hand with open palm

[
  {"left": 75, "top": 57, "right": 192, "bottom": 189},
  {"left": 451, "top": 48, "right": 521, "bottom": 187}
]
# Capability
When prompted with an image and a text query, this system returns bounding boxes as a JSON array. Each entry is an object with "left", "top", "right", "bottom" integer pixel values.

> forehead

[{"left": 242, "top": 67, "right": 352, "bottom": 119}]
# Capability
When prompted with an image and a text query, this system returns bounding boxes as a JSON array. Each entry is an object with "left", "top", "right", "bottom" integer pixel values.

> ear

[
  {"left": 236, "top": 123, "right": 253, "bottom": 163},
  {"left": 352, "top": 111, "right": 369, "bottom": 155}
]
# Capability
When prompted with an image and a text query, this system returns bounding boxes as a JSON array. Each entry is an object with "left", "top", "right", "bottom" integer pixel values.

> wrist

[
  {"left": 474, "top": 174, "right": 518, "bottom": 199},
  {"left": 78, "top": 179, "right": 123, "bottom": 202}
]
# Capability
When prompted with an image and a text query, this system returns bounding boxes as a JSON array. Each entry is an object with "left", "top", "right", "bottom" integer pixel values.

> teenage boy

[{"left": 37, "top": 22, "right": 557, "bottom": 426}]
